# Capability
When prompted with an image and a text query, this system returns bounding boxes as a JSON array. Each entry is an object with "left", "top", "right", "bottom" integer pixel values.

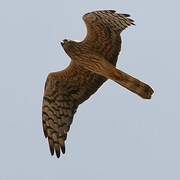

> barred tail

[
  {"left": 78, "top": 55, "right": 154, "bottom": 99},
  {"left": 113, "top": 69, "right": 154, "bottom": 99}
]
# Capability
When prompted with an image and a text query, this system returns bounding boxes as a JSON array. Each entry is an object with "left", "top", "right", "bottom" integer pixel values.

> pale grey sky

[{"left": 0, "top": 0, "right": 180, "bottom": 179}]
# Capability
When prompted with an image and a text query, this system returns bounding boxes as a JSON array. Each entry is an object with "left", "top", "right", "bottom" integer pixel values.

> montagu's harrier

[{"left": 42, "top": 10, "right": 154, "bottom": 158}]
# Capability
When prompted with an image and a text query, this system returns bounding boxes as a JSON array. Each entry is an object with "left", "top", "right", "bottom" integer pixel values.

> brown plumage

[{"left": 42, "top": 10, "right": 154, "bottom": 158}]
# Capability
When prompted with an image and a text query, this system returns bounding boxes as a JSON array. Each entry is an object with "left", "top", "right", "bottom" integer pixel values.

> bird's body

[{"left": 42, "top": 10, "right": 154, "bottom": 158}]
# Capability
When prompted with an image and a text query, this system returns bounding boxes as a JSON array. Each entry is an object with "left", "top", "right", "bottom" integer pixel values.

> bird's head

[
  {"left": 61, "top": 39, "right": 74, "bottom": 51},
  {"left": 60, "top": 39, "right": 80, "bottom": 57},
  {"left": 61, "top": 39, "right": 71, "bottom": 47}
]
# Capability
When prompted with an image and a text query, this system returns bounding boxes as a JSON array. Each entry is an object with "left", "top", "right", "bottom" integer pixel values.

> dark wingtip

[
  {"left": 128, "top": 18, "right": 135, "bottom": 25},
  {"left": 49, "top": 146, "right": 54, "bottom": 156},
  {"left": 48, "top": 138, "right": 54, "bottom": 156},
  {"left": 122, "top": 13, "right": 130, "bottom": 17},
  {"left": 43, "top": 129, "right": 48, "bottom": 138},
  {"left": 56, "top": 150, "right": 60, "bottom": 158},
  {"left": 55, "top": 144, "right": 61, "bottom": 158},
  {"left": 61, "top": 146, "right": 65, "bottom": 154},
  {"left": 108, "top": 10, "right": 116, "bottom": 13},
  {"left": 117, "top": 13, "right": 135, "bottom": 26},
  {"left": 42, "top": 121, "right": 48, "bottom": 138}
]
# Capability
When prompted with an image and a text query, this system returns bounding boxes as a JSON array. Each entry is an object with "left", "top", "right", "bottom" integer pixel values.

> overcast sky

[{"left": 0, "top": 0, "right": 180, "bottom": 179}]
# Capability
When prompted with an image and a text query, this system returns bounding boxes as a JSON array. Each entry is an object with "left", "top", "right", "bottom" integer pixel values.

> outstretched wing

[
  {"left": 82, "top": 10, "right": 135, "bottom": 65},
  {"left": 42, "top": 62, "right": 106, "bottom": 158}
]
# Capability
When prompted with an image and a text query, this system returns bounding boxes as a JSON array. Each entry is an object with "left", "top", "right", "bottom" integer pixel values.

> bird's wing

[
  {"left": 42, "top": 62, "right": 106, "bottom": 158},
  {"left": 82, "top": 10, "right": 135, "bottom": 65}
]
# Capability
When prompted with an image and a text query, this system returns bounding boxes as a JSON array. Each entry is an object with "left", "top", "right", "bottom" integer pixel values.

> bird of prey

[{"left": 42, "top": 10, "right": 154, "bottom": 158}]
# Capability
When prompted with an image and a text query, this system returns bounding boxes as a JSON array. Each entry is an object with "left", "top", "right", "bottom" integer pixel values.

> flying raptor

[{"left": 42, "top": 10, "right": 154, "bottom": 158}]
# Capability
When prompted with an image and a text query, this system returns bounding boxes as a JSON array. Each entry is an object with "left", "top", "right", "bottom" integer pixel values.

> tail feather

[
  {"left": 78, "top": 54, "right": 154, "bottom": 99},
  {"left": 113, "top": 69, "right": 154, "bottom": 99}
]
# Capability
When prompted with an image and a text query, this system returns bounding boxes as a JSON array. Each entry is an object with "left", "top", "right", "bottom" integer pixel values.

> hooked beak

[
  {"left": 61, "top": 39, "right": 68, "bottom": 46},
  {"left": 60, "top": 40, "right": 64, "bottom": 46}
]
